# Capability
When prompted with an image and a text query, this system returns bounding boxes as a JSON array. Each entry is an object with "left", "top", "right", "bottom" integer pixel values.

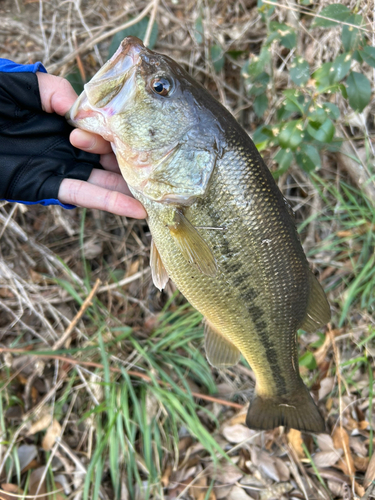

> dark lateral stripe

[
  {"left": 247, "top": 304, "right": 287, "bottom": 395},
  {"left": 209, "top": 208, "right": 287, "bottom": 395}
]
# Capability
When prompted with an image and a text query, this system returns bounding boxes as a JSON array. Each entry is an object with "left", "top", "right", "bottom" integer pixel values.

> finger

[
  {"left": 87, "top": 169, "right": 132, "bottom": 196},
  {"left": 100, "top": 153, "right": 120, "bottom": 172},
  {"left": 70, "top": 128, "right": 113, "bottom": 155},
  {"left": 58, "top": 178, "right": 147, "bottom": 219},
  {"left": 37, "top": 72, "right": 77, "bottom": 115}
]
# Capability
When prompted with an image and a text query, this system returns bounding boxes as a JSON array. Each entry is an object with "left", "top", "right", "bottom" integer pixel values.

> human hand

[{"left": 37, "top": 72, "right": 147, "bottom": 219}]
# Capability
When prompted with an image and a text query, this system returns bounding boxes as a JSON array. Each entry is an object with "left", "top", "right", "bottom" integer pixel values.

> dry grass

[{"left": 0, "top": 0, "right": 375, "bottom": 499}]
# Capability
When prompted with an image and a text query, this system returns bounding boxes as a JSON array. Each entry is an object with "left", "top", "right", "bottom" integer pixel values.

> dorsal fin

[{"left": 299, "top": 272, "right": 331, "bottom": 332}]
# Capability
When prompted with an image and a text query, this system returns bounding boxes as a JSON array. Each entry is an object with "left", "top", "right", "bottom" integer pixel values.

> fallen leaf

[
  {"left": 349, "top": 436, "right": 368, "bottom": 456},
  {"left": 287, "top": 428, "right": 304, "bottom": 458},
  {"left": 214, "top": 484, "right": 233, "bottom": 499},
  {"left": 178, "top": 436, "right": 193, "bottom": 453},
  {"left": 42, "top": 419, "right": 62, "bottom": 451},
  {"left": 358, "top": 420, "right": 369, "bottom": 430},
  {"left": 228, "top": 485, "right": 254, "bottom": 500},
  {"left": 161, "top": 464, "right": 173, "bottom": 487},
  {"left": 316, "top": 433, "right": 335, "bottom": 452},
  {"left": 364, "top": 449, "right": 375, "bottom": 488},
  {"left": 28, "top": 467, "right": 47, "bottom": 499},
  {"left": 355, "top": 482, "right": 365, "bottom": 497},
  {"left": 251, "top": 448, "right": 280, "bottom": 482},
  {"left": 222, "top": 423, "right": 256, "bottom": 444},
  {"left": 227, "top": 408, "right": 247, "bottom": 426},
  {"left": 313, "top": 449, "right": 343, "bottom": 468},
  {"left": 327, "top": 480, "right": 344, "bottom": 498},
  {"left": 28, "top": 413, "right": 52, "bottom": 435},
  {"left": 218, "top": 463, "right": 243, "bottom": 485},
  {"left": 353, "top": 455, "right": 369, "bottom": 472},
  {"left": 190, "top": 474, "right": 213, "bottom": 500},
  {"left": 0, "top": 484, "right": 23, "bottom": 500},
  {"left": 17, "top": 444, "right": 38, "bottom": 471},
  {"left": 332, "top": 427, "right": 355, "bottom": 477},
  {"left": 274, "top": 457, "right": 290, "bottom": 481},
  {"left": 318, "top": 377, "right": 334, "bottom": 400}
]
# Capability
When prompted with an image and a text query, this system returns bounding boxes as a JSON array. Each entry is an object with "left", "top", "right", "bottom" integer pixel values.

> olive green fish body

[
  {"left": 134, "top": 130, "right": 310, "bottom": 396},
  {"left": 68, "top": 36, "right": 330, "bottom": 432}
]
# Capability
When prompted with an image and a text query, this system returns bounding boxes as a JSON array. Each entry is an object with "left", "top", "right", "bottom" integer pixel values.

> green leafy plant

[{"left": 241, "top": 3, "right": 374, "bottom": 177}]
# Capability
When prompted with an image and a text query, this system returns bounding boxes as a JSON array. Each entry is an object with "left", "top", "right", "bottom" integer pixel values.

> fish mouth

[{"left": 67, "top": 36, "right": 145, "bottom": 126}]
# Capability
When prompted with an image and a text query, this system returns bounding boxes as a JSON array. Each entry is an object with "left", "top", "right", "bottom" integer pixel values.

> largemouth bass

[{"left": 68, "top": 37, "right": 331, "bottom": 433}]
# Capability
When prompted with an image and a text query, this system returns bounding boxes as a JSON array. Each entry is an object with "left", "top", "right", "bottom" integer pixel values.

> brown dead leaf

[
  {"left": 327, "top": 480, "right": 345, "bottom": 498},
  {"left": 315, "top": 335, "right": 332, "bottom": 366},
  {"left": 355, "top": 482, "right": 365, "bottom": 497},
  {"left": 274, "top": 457, "right": 290, "bottom": 481},
  {"left": 217, "top": 463, "right": 243, "bottom": 485},
  {"left": 332, "top": 427, "right": 355, "bottom": 477},
  {"left": 221, "top": 423, "right": 256, "bottom": 444},
  {"left": 189, "top": 475, "right": 211, "bottom": 500},
  {"left": 251, "top": 447, "right": 280, "bottom": 482},
  {"left": 28, "top": 413, "right": 52, "bottom": 435},
  {"left": 214, "top": 484, "right": 233, "bottom": 499},
  {"left": 161, "top": 464, "right": 173, "bottom": 487},
  {"left": 353, "top": 455, "right": 369, "bottom": 472},
  {"left": 178, "top": 436, "right": 193, "bottom": 453},
  {"left": 42, "top": 419, "right": 62, "bottom": 451},
  {"left": 0, "top": 484, "right": 23, "bottom": 500},
  {"left": 364, "top": 448, "right": 375, "bottom": 488},
  {"left": 287, "top": 428, "right": 305, "bottom": 458},
  {"left": 316, "top": 433, "right": 335, "bottom": 452},
  {"left": 349, "top": 435, "right": 368, "bottom": 456},
  {"left": 318, "top": 377, "right": 335, "bottom": 400},
  {"left": 228, "top": 485, "right": 254, "bottom": 500},
  {"left": 28, "top": 467, "right": 47, "bottom": 499},
  {"left": 358, "top": 420, "right": 369, "bottom": 430},
  {"left": 313, "top": 449, "right": 343, "bottom": 468},
  {"left": 227, "top": 408, "right": 247, "bottom": 426}
]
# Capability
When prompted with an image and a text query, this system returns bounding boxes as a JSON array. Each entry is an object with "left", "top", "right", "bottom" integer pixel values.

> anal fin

[
  {"left": 168, "top": 210, "right": 217, "bottom": 277},
  {"left": 299, "top": 272, "right": 331, "bottom": 333},
  {"left": 204, "top": 320, "right": 241, "bottom": 369},
  {"left": 150, "top": 239, "right": 169, "bottom": 291}
]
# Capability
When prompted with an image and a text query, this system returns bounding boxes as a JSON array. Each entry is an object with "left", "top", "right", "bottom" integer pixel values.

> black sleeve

[{"left": 0, "top": 71, "right": 102, "bottom": 205}]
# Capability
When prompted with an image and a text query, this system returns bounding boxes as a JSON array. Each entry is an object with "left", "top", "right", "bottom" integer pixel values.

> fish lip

[{"left": 67, "top": 36, "right": 146, "bottom": 125}]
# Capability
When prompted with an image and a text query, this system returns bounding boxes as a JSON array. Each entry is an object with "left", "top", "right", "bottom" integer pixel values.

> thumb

[{"left": 36, "top": 72, "right": 78, "bottom": 116}]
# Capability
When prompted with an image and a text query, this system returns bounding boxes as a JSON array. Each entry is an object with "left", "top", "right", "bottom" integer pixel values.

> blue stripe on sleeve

[
  {"left": 0, "top": 59, "right": 47, "bottom": 74},
  {"left": 4, "top": 199, "right": 76, "bottom": 209}
]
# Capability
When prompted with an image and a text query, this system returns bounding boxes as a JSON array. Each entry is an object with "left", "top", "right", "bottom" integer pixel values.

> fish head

[{"left": 68, "top": 36, "right": 225, "bottom": 204}]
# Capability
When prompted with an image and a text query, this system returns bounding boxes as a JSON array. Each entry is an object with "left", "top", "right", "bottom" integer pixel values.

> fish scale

[
  {"left": 134, "top": 135, "right": 308, "bottom": 398},
  {"left": 68, "top": 36, "right": 331, "bottom": 432}
]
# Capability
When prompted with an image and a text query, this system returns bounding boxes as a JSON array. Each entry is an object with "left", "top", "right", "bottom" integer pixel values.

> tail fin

[{"left": 246, "top": 383, "right": 326, "bottom": 433}]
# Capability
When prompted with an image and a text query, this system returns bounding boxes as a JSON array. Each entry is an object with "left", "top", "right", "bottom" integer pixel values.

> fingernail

[{"left": 71, "top": 129, "right": 96, "bottom": 150}]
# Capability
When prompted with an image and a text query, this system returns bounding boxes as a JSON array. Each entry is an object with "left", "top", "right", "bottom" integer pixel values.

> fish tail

[{"left": 246, "top": 382, "right": 326, "bottom": 433}]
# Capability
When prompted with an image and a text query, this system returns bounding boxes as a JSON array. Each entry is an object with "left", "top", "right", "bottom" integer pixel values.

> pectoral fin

[
  {"left": 168, "top": 210, "right": 217, "bottom": 277},
  {"left": 204, "top": 320, "right": 241, "bottom": 368},
  {"left": 299, "top": 272, "right": 331, "bottom": 333},
  {"left": 150, "top": 239, "right": 169, "bottom": 291}
]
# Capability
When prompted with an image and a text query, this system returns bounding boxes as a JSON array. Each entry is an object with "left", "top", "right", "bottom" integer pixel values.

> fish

[{"left": 67, "top": 36, "right": 331, "bottom": 433}]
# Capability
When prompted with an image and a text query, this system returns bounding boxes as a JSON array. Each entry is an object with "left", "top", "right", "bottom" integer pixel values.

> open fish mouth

[{"left": 67, "top": 37, "right": 145, "bottom": 127}]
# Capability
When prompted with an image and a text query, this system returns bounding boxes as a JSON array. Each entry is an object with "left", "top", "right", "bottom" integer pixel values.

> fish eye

[{"left": 151, "top": 77, "right": 172, "bottom": 97}]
